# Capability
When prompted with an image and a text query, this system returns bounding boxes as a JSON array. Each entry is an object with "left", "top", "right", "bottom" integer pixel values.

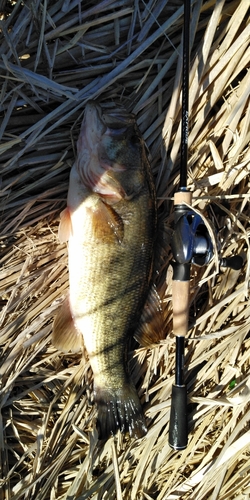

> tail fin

[{"left": 94, "top": 383, "right": 147, "bottom": 440}]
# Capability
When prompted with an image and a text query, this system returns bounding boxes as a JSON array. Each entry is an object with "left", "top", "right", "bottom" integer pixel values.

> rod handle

[
  {"left": 169, "top": 384, "right": 188, "bottom": 450},
  {"left": 174, "top": 190, "right": 192, "bottom": 205},
  {"left": 172, "top": 279, "right": 190, "bottom": 337}
]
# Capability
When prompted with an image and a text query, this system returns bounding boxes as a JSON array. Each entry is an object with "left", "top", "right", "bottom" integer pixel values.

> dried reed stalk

[{"left": 0, "top": 1, "right": 249, "bottom": 499}]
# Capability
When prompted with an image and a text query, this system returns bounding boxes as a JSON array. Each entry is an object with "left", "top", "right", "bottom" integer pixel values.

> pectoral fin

[
  {"left": 58, "top": 208, "right": 72, "bottom": 243},
  {"left": 90, "top": 199, "right": 124, "bottom": 244},
  {"left": 52, "top": 297, "right": 83, "bottom": 353}
]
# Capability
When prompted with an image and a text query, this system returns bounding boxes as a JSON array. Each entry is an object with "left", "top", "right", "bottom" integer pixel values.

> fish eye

[{"left": 130, "top": 135, "right": 141, "bottom": 146}]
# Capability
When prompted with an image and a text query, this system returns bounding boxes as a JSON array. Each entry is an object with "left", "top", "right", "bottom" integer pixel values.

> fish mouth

[
  {"left": 84, "top": 101, "right": 135, "bottom": 137},
  {"left": 103, "top": 108, "right": 136, "bottom": 137},
  {"left": 102, "top": 107, "right": 136, "bottom": 131},
  {"left": 84, "top": 101, "right": 107, "bottom": 138}
]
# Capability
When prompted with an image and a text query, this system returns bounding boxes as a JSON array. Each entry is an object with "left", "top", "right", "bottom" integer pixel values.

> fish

[{"left": 52, "top": 101, "right": 157, "bottom": 439}]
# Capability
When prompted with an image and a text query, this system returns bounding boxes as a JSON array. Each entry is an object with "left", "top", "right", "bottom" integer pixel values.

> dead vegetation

[{"left": 0, "top": 1, "right": 249, "bottom": 499}]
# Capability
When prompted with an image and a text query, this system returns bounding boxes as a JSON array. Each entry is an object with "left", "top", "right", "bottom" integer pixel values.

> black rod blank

[{"left": 180, "top": 0, "right": 190, "bottom": 189}]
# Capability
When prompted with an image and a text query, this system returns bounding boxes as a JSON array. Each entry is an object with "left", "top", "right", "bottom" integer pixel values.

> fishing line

[{"left": 141, "top": 0, "right": 180, "bottom": 55}]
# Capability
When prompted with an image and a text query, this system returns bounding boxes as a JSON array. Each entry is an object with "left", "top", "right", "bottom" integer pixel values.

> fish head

[
  {"left": 76, "top": 102, "right": 148, "bottom": 202},
  {"left": 77, "top": 101, "right": 106, "bottom": 153}
]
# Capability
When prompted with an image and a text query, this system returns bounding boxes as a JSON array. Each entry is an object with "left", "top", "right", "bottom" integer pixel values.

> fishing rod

[
  {"left": 168, "top": 0, "right": 193, "bottom": 451},
  {"left": 168, "top": 0, "right": 243, "bottom": 450}
]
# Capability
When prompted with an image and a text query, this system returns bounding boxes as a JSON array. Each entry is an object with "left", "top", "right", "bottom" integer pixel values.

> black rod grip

[{"left": 169, "top": 384, "right": 188, "bottom": 450}]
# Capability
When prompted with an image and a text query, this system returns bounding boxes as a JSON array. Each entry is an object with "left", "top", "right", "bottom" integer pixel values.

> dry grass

[{"left": 0, "top": 1, "right": 249, "bottom": 499}]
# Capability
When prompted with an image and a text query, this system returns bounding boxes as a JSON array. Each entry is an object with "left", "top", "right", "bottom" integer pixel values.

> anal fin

[
  {"left": 52, "top": 297, "right": 83, "bottom": 353},
  {"left": 134, "top": 284, "right": 165, "bottom": 347}
]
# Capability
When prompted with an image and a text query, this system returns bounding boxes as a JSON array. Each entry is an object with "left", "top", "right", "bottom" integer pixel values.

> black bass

[{"left": 52, "top": 101, "right": 157, "bottom": 439}]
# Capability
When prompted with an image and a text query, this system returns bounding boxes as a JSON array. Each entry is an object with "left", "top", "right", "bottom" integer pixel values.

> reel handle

[{"left": 220, "top": 255, "right": 243, "bottom": 270}]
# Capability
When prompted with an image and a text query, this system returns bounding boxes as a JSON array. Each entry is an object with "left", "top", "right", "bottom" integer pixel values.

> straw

[{"left": 0, "top": 1, "right": 249, "bottom": 499}]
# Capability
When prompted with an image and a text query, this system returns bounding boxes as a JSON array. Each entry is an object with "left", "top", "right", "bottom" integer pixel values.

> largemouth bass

[{"left": 52, "top": 101, "right": 157, "bottom": 439}]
